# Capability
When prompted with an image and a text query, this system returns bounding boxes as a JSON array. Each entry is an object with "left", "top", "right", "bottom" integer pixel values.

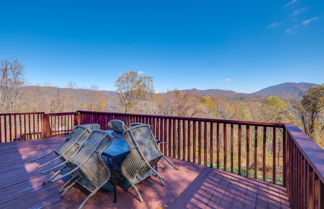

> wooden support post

[
  {"left": 42, "top": 114, "right": 51, "bottom": 138},
  {"left": 74, "top": 111, "right": 81, "bottom": 126}
]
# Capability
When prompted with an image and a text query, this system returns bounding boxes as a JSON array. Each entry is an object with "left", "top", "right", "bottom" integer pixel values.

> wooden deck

[{"left": 0, "top": 137, "right": 290, "bottom": 209}]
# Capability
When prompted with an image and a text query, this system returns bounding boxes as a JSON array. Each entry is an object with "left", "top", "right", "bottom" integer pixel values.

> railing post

[
  {"left": 74, "top": 111, "right": 81, "bottom": 126},
  {"left": 42, "top": 114, "right": 51, "bottom": 138}
]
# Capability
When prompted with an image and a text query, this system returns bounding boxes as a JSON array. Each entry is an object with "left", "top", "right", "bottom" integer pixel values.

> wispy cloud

[
  {"left": 285, "top": 0, "right": 298, "bottom": 8},
  {"left": 225, "top": 78, "right": 234, "bottom": 83},
  {"left": 290, "top": 7, "right": 308, "bottom": 16},
  {"left": 269, "top": 0, "right": 319, "bottom": 35},
  {"left": 285, "top": 28, "right": 296, "bottom": 35},
  {"left": 266, "top": 22, "right": 280, "bottom": 29},
  {"left": 138, "top": 70, "right": 144, "bottom": 75},
  {"left": 302, "top": 16, "right": 319, "bottom": 26}
]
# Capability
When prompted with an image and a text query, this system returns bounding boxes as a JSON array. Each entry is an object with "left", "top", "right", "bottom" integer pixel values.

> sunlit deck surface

[{"left": 0, "top": 137, "right": 290, "bottom": 209}]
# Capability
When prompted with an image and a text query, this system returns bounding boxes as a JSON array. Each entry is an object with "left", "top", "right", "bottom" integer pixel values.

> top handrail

[
  {"left": 45, "top": 112, "right": 76, "bottom": 116},
  {"left": 77, "top": 110, "right": 285, "bottom": 127},
  {"left": 0, "top": 112, "right": 44, "bottom": 116}
]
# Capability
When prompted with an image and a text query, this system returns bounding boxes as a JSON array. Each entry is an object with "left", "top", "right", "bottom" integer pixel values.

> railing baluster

[
  {"left": 297, "top": 148, "right": 300, "bottom": 208},
  {"left": 238, "top": 124, "right": 241, "bottom": 175},
  {"left": 19, "top": 115, "right": 22, "bottom": 139},
  {"left": 246, "top": 125, "right": 250, "bottom": 177},
  {"left": 320, "top": 182, "right": 324, "bottom": 209},
  {"left": 159, "top": 118, "right": 164, "bottom": 154},
  {"left": 14, "top": 114, "right": 17, "bottom": 140},
  {"left": 263, "top": 126, "right": 266, "bottom": 181},
  {"left": 187, "top": 120, "right": 191, "bottom": 162},
  {"left": 305, "top": 158, "right": 309, "bottom": 208},
  {"left": 4, "top": 115, "right": 8, "bottom": 142},
  {"left": 254, "top": 126, "right": 258, "bottom": 179},
  {"left": 168, "top": 119, "right": 172, "bottom": 156},
  {"left": 173, "top": 119, "right": 176, "bottom": 158},
  {"left": 163, "top": 119, "right": 167, "bottom": 155},
  {"left": 24, "top": 114, "right": 26, "bottom": 140},
  {"left": 216, "top": 122, "right": 220, "bottom": 169},
  {"left": 198, "top": 121, "right": 202, "bottom": 165},
  {"left": 204, "top": 121, "right": 207, "bottom": 166},
  {"left": 177, "top": 119, "right": 181, "bottom": 159},
  {"left": 273, "top": 127, "right": 276, "bottom": 183},
  {"left": 230, "top": 123, "right": 234, "bottom": 173},
  {"left": 9, "top": 115, "right": 12, "bottom": 141},
  {"left": 210, "top": 122, "right": 214, "bottom": 168},
  {"left": 0, "top": 116, "right": 2, "bottom": 143},
  {"left": 193, "top": 121, "right": 196, "bottom": 164},
  {"left": 301, "top": 155, "right": 305, "bottom": 209},
  {"left": 33, "top": 114, "right": 36, "bottom": 138},
  {"left": 308, "top": 167, "right": 314, "bottom": 208},
  {"left": 283, "top": 129, "right": 287, "bottom": 186},
  {"left": 36, "top": 114, "right": 38, "bottom": 138},
  {"left": 183, "top": 120, "right": 186, "bottom": 161},
  {"left": 223, "top": 123, "right": 227, "bottom": 171}
]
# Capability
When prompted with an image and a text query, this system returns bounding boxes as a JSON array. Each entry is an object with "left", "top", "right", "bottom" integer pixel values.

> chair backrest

[
  {"left": 129, "top": 122, "right": 145, "bottom": 127},
  {"left": 108, "top": 120, "right": 127, "bottom": 133},
  {"left": 54, "top": 124, "right": 100, "bottom": 159},
  {"left": 124, "top": 124, "right": 162, "bottom": 162},
  {"left": 70, "top": 130, "right": 113, "bottom": 187}
]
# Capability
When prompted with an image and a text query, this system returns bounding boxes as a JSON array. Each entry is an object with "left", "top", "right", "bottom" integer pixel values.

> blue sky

[{"left": 0, "top": 0, "right": 323, "bottom": 93}]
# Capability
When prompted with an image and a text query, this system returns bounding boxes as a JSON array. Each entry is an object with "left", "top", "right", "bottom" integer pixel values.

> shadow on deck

[{"left": 0, "top": 137, "right": 290, "bottom": 209}]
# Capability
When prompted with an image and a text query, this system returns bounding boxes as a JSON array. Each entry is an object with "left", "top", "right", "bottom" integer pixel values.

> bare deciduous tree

[{"left": 0, "top": 59, "right": 25, "bottom": 112}]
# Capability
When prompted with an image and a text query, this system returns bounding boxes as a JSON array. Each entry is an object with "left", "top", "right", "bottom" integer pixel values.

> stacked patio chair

[
  {"left": 51, "top": 130, "right": 114, "bottom": 209},
  {"left": 121, "top": 123, "right": 178, "bottom": 202},
  {"left": 31, "top": 124, "right": 100, "bottom": 179},
  {"left": 108, "top": 119, "right": 127, "bottom": 134}
]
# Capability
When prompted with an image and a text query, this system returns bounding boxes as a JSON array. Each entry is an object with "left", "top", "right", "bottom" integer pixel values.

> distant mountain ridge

[
  {"left": 22, "top": 86, "right": 117, "bottom": 97},
  {"left": 252, "top": 82, "right": 317, "bottom": 99},
  {"left": 177, "top": 82, "right": 318, "bottom": 100},
  {"left": 23, "top": 82, "right": 318, "bottom": 100}
]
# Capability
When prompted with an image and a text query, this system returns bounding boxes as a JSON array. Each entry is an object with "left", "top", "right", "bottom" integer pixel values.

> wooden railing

[
  {"left": 45, "top": 112, "right": 77, "bottom": 136},
  {"left": 1, "top": 110, "right": 323, "bottom": 207},
  {"left": 0, "top": 112, "right": 76, "bottom": 142},
  {"left": 0, "top": 112, "right": 44, "bottom": 142},
  {"left": 285, "top": 124, "right": 324, "bottom": 209}
]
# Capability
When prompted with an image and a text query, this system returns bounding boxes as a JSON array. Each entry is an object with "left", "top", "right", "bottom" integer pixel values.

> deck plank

[{"left": 0, "top": 137, "right": 291, "bottom": 209}]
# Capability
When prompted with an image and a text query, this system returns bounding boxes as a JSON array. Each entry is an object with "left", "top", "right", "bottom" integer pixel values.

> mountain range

[
  {"left": 180, "top": 82, "right": 318, "bottom": 100},
  {"left": 24, "top": 82, "right": 318, "bottom": 100}
]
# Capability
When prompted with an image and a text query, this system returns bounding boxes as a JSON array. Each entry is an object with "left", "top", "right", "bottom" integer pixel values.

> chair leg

[
  {"left": 130, "top": 182, "right": 143, "bottom": 202},
  {"left": 51, "top": 166, "right": 79, "bottom": 183},
  {"left": 152, "top": 170, "right": 165, "bottom": 186},
  {"left": 150, "top": 167, "right": 164, "bottom": 181},
  {"left": 38, "top": 155, "right": 61, "bottom": 168},
  {"left": 43, "top": 168, "right": 63, "bottom": 186},
  {"left": 159, "top": 178, "right": 165, "bottom": 186},
  {"left": 77, "top": 184, "right": 103, "bottom": 209},
  {"left": 41, "top": 161, "right": 67, "bottom": 174},
  {"left": 157, "top": 163, "right": 164, "bottom": 169},
  {"left": 59, "top": 175, "right": 77, "bottom": 192},
  {"left": 162, "top": 156, "right": 178, "bottom": 170},
  {"left": 47, "top": 166, "right": 66, "bottom": 183},
  {"left": 60, "top": 176, "right": 79, "bottom": 196},
  {"left": 30, "top": 151, "right": 53, "bottom": 162}
]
